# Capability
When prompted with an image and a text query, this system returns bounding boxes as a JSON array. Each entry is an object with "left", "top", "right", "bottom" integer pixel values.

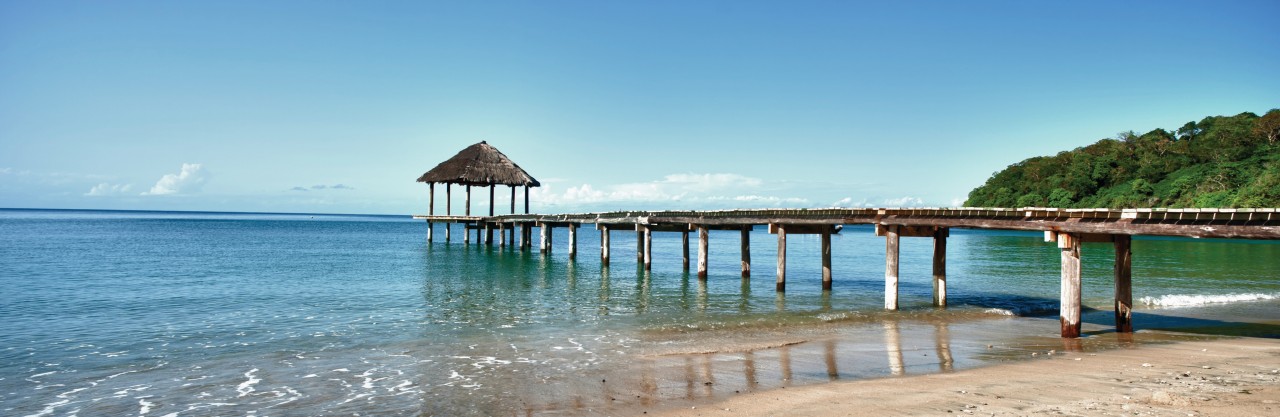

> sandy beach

[{"left": 650, "top": 337, "right": 1280, "bottom": 417}]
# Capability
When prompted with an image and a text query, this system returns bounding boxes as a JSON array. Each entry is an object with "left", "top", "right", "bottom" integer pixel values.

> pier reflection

[{"left": 619, "top": 319, "right": 956, "bottom": 410}]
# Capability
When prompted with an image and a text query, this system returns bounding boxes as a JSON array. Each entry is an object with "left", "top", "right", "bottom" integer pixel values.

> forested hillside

[{"left": 965, "top": 110, "right": 1280, "bottom": 208}]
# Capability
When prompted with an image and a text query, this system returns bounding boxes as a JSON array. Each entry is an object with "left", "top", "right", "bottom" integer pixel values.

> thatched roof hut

[
  {"left": 418, "top": 141, "right": 539, "bottom": 217},
  {"left": 416, "top": 141, "right": 540, "bottom": 187}
]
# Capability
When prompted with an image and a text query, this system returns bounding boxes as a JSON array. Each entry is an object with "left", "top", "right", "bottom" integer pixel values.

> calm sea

[{"left": 2, "top": 209, "right": 1277, "bottom": 416}]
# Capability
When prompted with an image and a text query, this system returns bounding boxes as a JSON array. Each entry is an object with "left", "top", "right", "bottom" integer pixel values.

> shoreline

[{"left": 645, "top": 336, "right": 1280, "bottom": 417}]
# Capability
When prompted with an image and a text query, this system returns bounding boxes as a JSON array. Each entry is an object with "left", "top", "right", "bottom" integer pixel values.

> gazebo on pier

[{"left": 416, "top": 141, "right": 540, "bottom": 243}]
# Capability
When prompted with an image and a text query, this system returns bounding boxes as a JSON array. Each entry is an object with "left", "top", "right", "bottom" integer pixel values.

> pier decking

[{"left": 414, "top": 207, "right": 1280, "bottom": 338}]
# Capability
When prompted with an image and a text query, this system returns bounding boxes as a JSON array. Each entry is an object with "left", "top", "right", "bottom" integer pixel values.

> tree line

[{"left": 965, "top": 109, "right": 1280, "bottom": 208}]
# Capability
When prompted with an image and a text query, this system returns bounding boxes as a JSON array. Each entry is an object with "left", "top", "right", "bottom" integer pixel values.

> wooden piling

[
  {"left": 741, "top": 227, "right": 751, "bottom": 278},
  {"left": 821, "top": 229, "right": 832, "bottom": 290},
  {"left": 1059, "top": 233, "right": 1082, "bottom": 338},
  {"left": 682, "top": 231, "right": 690, "bottom": 270},
  {"left": 776, "top": 224, "right": 786, "bottom": 292},
  {"left": 933, "top": 227, "right": 948, "bottom": 307},
  {"left": 1114, "top": 234, "right": 1133, "bottom": 333},
  {"left": 445, "top": 183, "right": 451, "bottom": 216},
  {"left": 885, "top": 224, "right": 900, "bottom": 310},
  {"left": 446, "top": 221, "right": 452, "bottom": 242},
  {"left": 643, "top": 226, "right": 652, "bottom": 270},
  {"left": 523, "top": 186, "right": 529, "bottom": 214},
  {"left": 509, "top": 186, "right": 516, "bottom": 244},
  {"left": 540, "top": 224, "right": 550, "bottom": 254},
  {"left": 637, "top": 227, "right": 645, "bottom": 263},
  {"left": 498, "top": 223, "right": 505, "bottom": 247},
  {"left": 465, "top": 185, "right": 471, "bottom": 216},
  {"left": 697, "top": 226, "right": 709, "bottom": 279},
  {"left": 601, "top": 227, "right": 610, "bottom": 266},
  {"left": 427, "top": 221, "right": 433, "bottom": 243},
  {"left": 486, "top": 186, "right": 495, "bottom": 245},
  {"left": 568, "top": 223, "right": 578, "bottom": 260},
  {"left": 428, "top": 183, "right": 435, "bottom": 216}
]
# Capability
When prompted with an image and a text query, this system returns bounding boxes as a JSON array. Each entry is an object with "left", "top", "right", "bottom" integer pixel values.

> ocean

[{"left": 1, "top": 208, "right": 1277, "bottom": 416}]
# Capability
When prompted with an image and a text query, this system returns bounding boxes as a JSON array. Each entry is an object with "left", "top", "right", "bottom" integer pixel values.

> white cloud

[
  {"left": 142, "top": 163, "right": 208, "bottom": 196},
  {"left": 882, "top": 196, "right": 927, "bottom": 207},
  {"left": 85, "top": 183, "right": 133, "bottom": 196},
  {"left": 529, "top": 173, "right": 816, "bottom": 210},
  {"left": 291, "top": 184, "right": 355, "bottom": 192},
  {"left": 0, "top": 167, "right": 11, "bottom": 174},
  {"left": 949, "top": 197, "right": 966, "bottom": 207}
]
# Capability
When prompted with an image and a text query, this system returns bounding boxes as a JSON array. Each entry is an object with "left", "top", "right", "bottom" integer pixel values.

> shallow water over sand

[{"left": 1, "top": 209, "right": 1277, "bottom": 416}]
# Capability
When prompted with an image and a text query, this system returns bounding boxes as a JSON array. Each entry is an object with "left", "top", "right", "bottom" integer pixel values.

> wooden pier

[{"left": 415, "top": 207, "right": 1279, "bottom": 338}]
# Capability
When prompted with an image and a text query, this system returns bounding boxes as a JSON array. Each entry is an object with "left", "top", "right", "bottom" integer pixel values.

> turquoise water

[{"left": 1, "top": 209, "right": 1277, "bottom": 416}]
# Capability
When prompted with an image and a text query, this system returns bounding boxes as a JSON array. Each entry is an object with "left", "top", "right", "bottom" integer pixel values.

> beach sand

[{"left": 648, "top": 337, "right": 1280, "bottom": 417}]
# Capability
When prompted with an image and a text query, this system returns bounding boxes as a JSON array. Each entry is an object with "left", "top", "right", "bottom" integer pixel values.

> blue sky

[{"left": 2, "top": 1, "right": 1277, "bottom": 215}]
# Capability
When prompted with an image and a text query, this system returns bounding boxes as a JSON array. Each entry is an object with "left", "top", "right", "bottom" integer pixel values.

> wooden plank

[
  {"left": 741, "top": 228, "right": 751, "bottom": 278},
  {"left": 698, "top": 227, "right": 709, "bottom": 279},
  {"left": 769, "top": 223, "right": 836, "bottom": 235},
  {"left": 895, "top": 225, "right": 939, "bottom": 238},
  {"left": 1114, "top": 235, "right": 1133, "bottom": 333},
  {"left": 933, "top": 228, "right": 947, "bottom": 307},
  {"left": 821, "top": 230, "right": 832, "bottom": 290},
  {"left": 1061, "top": 233, "right": 1082, "bottom": 338},
  {"left": 885, "top": 225, "right": 899, "bottom": 310},
  {"left": 861, "top": 216, "right": 1280, "bottom": 240},
  {"left": 776, "top": 224, "right": 786, "bottom": 292}
]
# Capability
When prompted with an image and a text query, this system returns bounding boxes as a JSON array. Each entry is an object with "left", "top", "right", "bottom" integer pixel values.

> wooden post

[
  {"left": 540, "top": 224, "right": 550, "bottom": 254},
  {"left": 521, "top": 223, "right": 530, "bottom": 250},
  {"left": 509, "top": 186, "right": 516, "bottom": 244},
  {"left": 1060, "top": 233, "right": 1082, "bottom": 338},
  {"left": 636, "top": 229, "right": 644, "bottom": 264},
  {"left": 776, "top": 224, "right": 786, "bottom": 292},
  {"left": 697, "top": 226, "right": 709, "bottom": 279},
  {"left": 643, "top": 226, "right": 652, "bottom": 270},
  {"left": 446, "top": 221, "right": 452, "bottom": 242},
  {"left": 1114, "top": 234, "right": 1133, "bottom": 333},
  {"left": 498, "top": 223, "right": 505, "bottom": 247},
  {"left": 568, "top": 223, "right": 578, "bottom": 260},
  {"left": 601, "top": 227, "right": 610, "bottom": 266},
  {"left": 885, "top": 225, "right": 899, "bottom": 310},
  {"left": 429, "top": 182, "right": 435, "bottom": 215},
  {"left": 821, "top": 229, "right": 832, "bottom": 291},
  {"left": 464, "top": 223, "right": 471, "bottom": 245},
  {"left": 933, "top": 227, "right": 948, "bottom": 307},
  {"left": 524, "top": 186, "right": 530, "bottom": 214},
  {"left": 682, "top": 231, "right": 690, "bottom": 270},
  {"left": 486, "top": 186, "right": 495, "bottom": 245},
  {"left": 427, "top": 221, "right": 433, "bottom": 243},
  {"left": 465, "top": 185, "right": 471, "bottom": 216},
  {"left": 740, "top": 227, "right": 751, "bottom": 278},
  {"left": 446, "top": 183, "right": 452, "bottom": 216}
]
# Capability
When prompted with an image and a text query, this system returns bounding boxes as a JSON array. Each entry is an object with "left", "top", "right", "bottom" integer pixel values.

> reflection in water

[
  {"left": 884, "top": 320, "right": 905, "bottom": 376},
  {"left": 743, "top": 351, "right": 758, "bottom": 390},
  {"left": 697, "top": 279, "right": 708, "bottom": 312},
  {"left": 935, "top": 322, "right": 954, "bottom": 372},
  {"left": 824, "top": 339, "right": 838, "bottom": 380}
]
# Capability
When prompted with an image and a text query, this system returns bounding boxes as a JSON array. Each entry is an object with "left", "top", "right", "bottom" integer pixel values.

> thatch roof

[{"left": 416, "top": 141, "right": 540, "bottom": 187}]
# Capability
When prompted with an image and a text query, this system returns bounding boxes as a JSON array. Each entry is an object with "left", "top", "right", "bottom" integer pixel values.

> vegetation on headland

[{"left": 965, "top": 109, "right": 1280, "bottom": 208}]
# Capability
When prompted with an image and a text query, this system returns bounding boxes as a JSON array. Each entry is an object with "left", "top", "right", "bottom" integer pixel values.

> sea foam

[{"left": 1138, "top": 292, "right": 1278, "bottom": 307}]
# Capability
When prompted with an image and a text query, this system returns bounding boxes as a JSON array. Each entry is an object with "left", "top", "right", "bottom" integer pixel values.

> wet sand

[{"left": 649, "top": 336, "right": 1280, "bottom": 417}]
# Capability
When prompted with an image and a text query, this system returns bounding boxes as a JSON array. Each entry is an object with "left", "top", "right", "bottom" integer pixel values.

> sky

[{"left": 2, "top": 1, "right": 1277, "bottom": 215}]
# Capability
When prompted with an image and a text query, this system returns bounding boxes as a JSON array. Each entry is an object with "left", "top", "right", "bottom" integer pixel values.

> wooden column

[
  {"left": 933, "top": 227, "right": 948, "bottom": 307},
  {"left": 540, "top": 224, "right": 550, "bottom": 254},
  {"left": 445, "top": 221, "right": 451, "bottom": 242},
  {"left": 775, "top": 224, "right": 787, "bottom": 292},
  {"left": 884, "top": 225, "right": 900, "bottom": 310},
  {"left": 498, "top": 223, "right": 506, "bottom": 247},
  {"left": 642, "top": 226, "right": 652, "bottom": 270},
  {"left": 697, "top": 226, "right": 709, "bottom": 279},
  {"left": 465, "top": 185, "right": 471, "bottom": 216},
  {"left": 464, "top": 223, "right": 471, "bottom": 245},
  {"left": 682, "top": 231, "right": 690, "bottom": 270},
  {"left": 821, "top": 229, "right": 832, "bottom": 291},
  {"left": 1060, "top": 233, "right": 1082, "bottom": 338},
  {"left": 568, "top": 223, "right": 578, "bottom": 260},
  {"left": 486, "top": 186, "right": 495, "bottom": 245},
  {"left": 427, "top": 182, "right": 435, "bottom": 243},
  {"left": 740, "top": 227, "right": 751, "bottom": 278},
  {"left": 509, "top": 186, "right": 516, "bottom": 244},
  {"left": 524, "top": 186, "right": 530, "bottom": 214},
  {"left": 636, "top": 229, "right": 644, "bottom": 264},
  {"left": 601, "top": 227, "right": 610, "bottom": 266},
  {"left": 445, "top": 184, "right": 452, "bottom": 216},
  {"left": 1114, "top": 234, "right": 1133, "bottom": 333}
]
